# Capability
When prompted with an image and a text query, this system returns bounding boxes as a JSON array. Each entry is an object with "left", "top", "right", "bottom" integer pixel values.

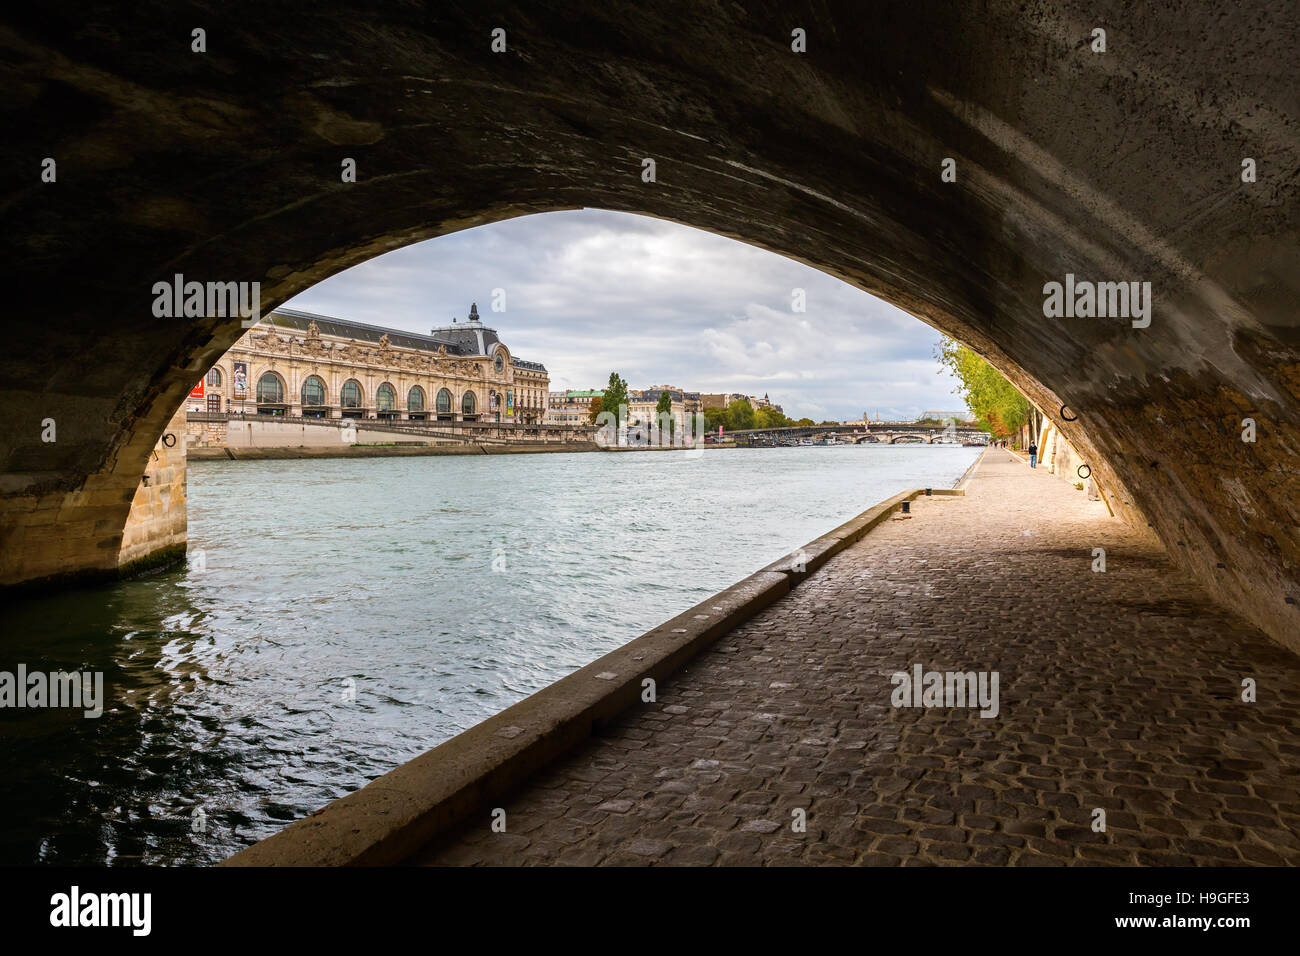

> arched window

[
  {"left": 301, "top": 375, "right": 326, "bottom": 406},
  {"left": 436, "top": 388, "right": 452, "bottom": 415},
  {"left": 376, "top": 383, "right": 396, "bottom": 411},
  {"left": 407, "top": 386, "right": 425, "bottom": 411},
  {"left": 206, "top": 366, "right": 223, "bottom": 387},
  {"left": 256, "top": 372, "right": 284, "bottom": 403},
  {"left": 341, "top": 380, "right": 363, "bottom": 408},
  {"left": 462, "top": 390, "right": 477, "bottom": 415}
]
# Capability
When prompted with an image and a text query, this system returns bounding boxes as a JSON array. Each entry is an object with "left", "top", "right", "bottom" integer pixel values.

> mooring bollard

[
  {"left": 925, "top": 488, "right": 931, "bottom": 495},
  {"left": 901, "top": 501, "right": 910, "bottom": 514}
]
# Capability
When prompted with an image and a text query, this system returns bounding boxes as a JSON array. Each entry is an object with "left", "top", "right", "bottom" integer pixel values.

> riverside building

[
  {"left": 544, "top": 389, "right": 604, "bottom": 425},
  {"left": 191, "top": 303, "right": 549, "bottom": 424},
  {"left": 628, "top": 387, "right": 688, "bottom": 433}
]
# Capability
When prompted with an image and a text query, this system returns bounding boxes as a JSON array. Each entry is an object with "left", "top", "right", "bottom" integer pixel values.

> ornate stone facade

[{"left": 193, "top": 304, "right": 549, "bottom": 424}]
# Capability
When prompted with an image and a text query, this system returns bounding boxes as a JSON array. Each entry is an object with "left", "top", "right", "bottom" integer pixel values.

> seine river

[{"left": 0, "top": 443, "right": 978, "bottom": 865}]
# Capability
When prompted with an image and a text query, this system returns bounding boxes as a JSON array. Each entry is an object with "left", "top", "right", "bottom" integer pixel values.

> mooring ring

[
  {"left": 162, "top": 433, "right": 177, "bottom": 447},
  {"left": 1060, "top": 404, "right": 1078, "bottom": 422},
  {"left": 1077, "top": 464, "right": 1091, "bottom": 479}
]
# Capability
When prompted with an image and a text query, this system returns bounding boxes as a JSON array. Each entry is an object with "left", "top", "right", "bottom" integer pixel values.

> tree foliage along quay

[
  {"left": 656, "top": 389, "right": 674, "bottom": 436},
  {"left": 601, "top": 372, "right": 630, "bottom": 425},
  {"left": 701, "top": 400, "right": 815, "bottom": 432},
  {"left": 934, "top": 336, "right": 1029, "bottom": 440}
]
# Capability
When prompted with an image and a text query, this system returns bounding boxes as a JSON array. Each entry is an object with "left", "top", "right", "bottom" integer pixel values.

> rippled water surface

[{"left": 0, "top": 444, "right": 978, "bottom": 865}]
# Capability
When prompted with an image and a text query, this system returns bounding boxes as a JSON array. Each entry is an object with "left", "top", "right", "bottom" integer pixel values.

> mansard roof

[
  {"left": 263, "top": 307, "right": 546, "bottom": 372},
  {"left": 635, "top": 387, "right": 684, "bottom": 403}
]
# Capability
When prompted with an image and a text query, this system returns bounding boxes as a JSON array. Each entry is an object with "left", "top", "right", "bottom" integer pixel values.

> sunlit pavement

[{"left": 417, "top": 451, "right": 1300, "bottom": 866}]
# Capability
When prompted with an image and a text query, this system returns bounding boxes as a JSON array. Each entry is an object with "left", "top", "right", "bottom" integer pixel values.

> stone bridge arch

[{"left": 1, "top": 2, "right": 1296, "bottom": 650}]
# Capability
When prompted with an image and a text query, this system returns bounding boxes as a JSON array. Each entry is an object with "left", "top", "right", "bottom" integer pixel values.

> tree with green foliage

[
  {"left": 727, "top": 398, "right": 756, "bottom": 430},
  {"left": 655, "top": 390, "right": 674, "bottom": 438},
  {"left": 591, "top": 373, "right": 630, "bottom": 445},
  {"left": 934, "top": 336, "right": 1029, "bottom": 439},
  {"left": 754, "top": 405, "right": 787, "bottom": 429},
  {"left": 704, "top": 399, "right": 798, "bottom": 433},
  {"left": 602, "top": 372, "right": 629, "bottom": 423}
]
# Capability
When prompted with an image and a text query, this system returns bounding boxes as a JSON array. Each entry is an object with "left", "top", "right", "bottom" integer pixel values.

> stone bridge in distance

[{"left": 727, "top": 424, "right": 992, "bottom": 444}]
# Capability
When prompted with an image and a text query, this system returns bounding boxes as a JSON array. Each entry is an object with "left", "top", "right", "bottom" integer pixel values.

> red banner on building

[{"left": 190, "top": 379, "right": 205, "bottom": 399}]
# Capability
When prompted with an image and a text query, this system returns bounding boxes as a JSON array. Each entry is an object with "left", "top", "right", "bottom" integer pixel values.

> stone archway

[{"left": 1, "top": 2, "right": 1296, "bottom": 649}]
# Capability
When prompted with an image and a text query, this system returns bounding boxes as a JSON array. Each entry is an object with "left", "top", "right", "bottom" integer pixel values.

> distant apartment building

[
  {"left": 639, "top": 386, "right": 703, "bottom": 417},
  {"left": 546, "top": 385, "right": 704, "bottom": 428},
  {"left": 546, "top": 385, "right": 714, "bottom": 433},
  {"left": 628, "top": 387, "right": 687, "bottom": 434},
  {"left": 545, "top": 389, "right": 603, "bottom": 425}
]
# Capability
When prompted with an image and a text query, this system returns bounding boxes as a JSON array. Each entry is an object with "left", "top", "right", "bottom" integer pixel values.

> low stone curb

[
  {"left": 760, "top": 487, "right": 964, "bottom": 582},
  {"left": 953, "top": 446, "right": 987, "bottom": 489},
  {"left": 221, "top": 484, "right": 962, "bottom": 866}
]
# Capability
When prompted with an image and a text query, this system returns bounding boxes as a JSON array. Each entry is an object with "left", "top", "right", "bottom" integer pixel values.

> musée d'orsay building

[{"left": 192, "top": 302, "right": 550, "bottom": 425}]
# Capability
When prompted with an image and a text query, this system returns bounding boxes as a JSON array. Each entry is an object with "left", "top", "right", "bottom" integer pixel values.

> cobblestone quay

[{"left": 417, "top": 451, "right": 1300, "bottom": 866}]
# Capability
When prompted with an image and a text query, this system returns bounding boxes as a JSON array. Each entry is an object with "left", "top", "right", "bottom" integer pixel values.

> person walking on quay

[{"left": 1028, "top": 441, "right": 1039, "bottom": 468}]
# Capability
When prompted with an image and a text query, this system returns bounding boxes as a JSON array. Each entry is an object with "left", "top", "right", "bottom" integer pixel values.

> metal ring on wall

[
  {"left": 1060, "top": 405, "right": 1078, "bottom": 422},
  {"left": 1078, "top": 464, "right": 1092, "bottom": 479},
  {"left": 162, "top": 433, "right": 177, "bottom": 447}
]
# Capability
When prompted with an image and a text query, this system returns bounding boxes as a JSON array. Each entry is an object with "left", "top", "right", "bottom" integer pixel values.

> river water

[{"left": 0, "top": 443, "right": 978, "bottom": 865}]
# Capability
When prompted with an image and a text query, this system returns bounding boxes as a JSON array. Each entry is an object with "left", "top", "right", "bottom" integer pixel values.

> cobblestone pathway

[{"left": 417, "top": 451, "right": 1300, "bottom": 866}]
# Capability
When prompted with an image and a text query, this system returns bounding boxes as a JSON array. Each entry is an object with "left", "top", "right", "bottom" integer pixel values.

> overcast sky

[{"left": 284, "top": 209, "right": 968, "bottom": 422}]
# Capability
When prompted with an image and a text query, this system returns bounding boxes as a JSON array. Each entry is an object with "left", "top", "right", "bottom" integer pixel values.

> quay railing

[{"left": 186, "top": 410, "right": 595, "bottom": 445}]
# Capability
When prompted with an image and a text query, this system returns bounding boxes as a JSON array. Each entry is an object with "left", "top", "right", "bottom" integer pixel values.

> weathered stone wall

[
  {"left": 184, "top": 419, "right": 229, "bottom": 448},
  {"left": 117, "top": 407, "right": 187, "bottom": 576},
  {"left": 217, "top": 418, "right": 455, "bottom": 448},
  {"left": 1034, "top": 418, "right": 1117, "bottom": 511}
]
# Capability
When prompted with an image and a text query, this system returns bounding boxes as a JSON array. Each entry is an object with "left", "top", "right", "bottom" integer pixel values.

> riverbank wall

[
  {"left": 117, "top": 407, "right": 189, "bottom": 576},
  {"left": 185, "top": 411, "right": 598, "bottom": 461},
  {"left": 190, "top": 442, "right": 597, "bottom": 461}
]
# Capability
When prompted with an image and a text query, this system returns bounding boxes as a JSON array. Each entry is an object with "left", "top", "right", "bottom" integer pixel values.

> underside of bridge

[{"left": 1, "top": 2, "right": 1296, "bottom": 649}]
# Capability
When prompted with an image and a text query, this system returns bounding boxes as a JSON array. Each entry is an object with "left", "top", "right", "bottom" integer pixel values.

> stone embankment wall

[
  {"left": 117, "top": 407, "right": 187, "bottom": 576},
  {"left": 187, "top": 417, "right": 459, "bottom": 449},
  {"left": 189, "top": 442, "right": 595, "bottom": 460},
  {"left": 183, "top": 415, "right": 596, "bottom": 459}
]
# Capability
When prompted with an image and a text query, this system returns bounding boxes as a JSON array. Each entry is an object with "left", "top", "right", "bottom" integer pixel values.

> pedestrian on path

[{"left": 1028, "top": 441, "right": 1038, "bottom": 468}]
